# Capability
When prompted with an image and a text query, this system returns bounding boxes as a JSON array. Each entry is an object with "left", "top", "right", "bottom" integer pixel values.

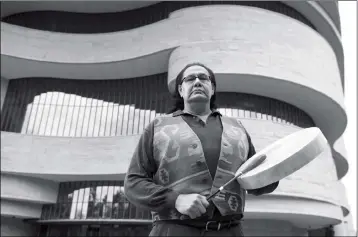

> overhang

[
  {"left": 0, "top": 1, "right": 159, "bottom": 17},
  {"left": 1, "top": 173, "right": 58, "bottom": 204},
  {"left": 282, "top": 1, "right": 344, "bottom": 87},
  {"left": 1, "top": 199, "right": 42, "bottom": 219},
  {"left": 1, "top": 1, "right": 345, "bottom": 88}
]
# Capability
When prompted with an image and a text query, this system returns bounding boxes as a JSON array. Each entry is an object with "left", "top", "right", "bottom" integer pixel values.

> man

[{"left": 124, "top": 62, "right": 279, "bottom": 236}]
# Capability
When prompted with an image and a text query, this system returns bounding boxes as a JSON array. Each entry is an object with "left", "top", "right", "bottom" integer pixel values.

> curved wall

[
  {"left": 0, "top": 5, "right": 336, "bottom": 65},
  {"left": 283, "top": 1, "right": 344, "bottom": 86},
  {"left": 333, "top": 137, "right": 349, "bottom": 179},
  {"left": 1, "top": 121, "right": 349, "bottom": 226},
  {"left": 316, "top": 1, "right": 341, "bottom": 33},
  {"left": 1, "top": 199, "right": 42, "bottom": 219},
  {"left": 1, "top": 1, "right": 315, "bottom": 33},
  {"left": 242, "top": 219, "right": 308, "bottom": 236},
  {"left": 1, "top": 131, "right": 138, "bottom": 181},
  {"left": 1, "top": 217, "right": 37, "bottom": 236},
  {"left": 0, "top": 1, "right": 159, "bottom": 17},
  {"left": 0, "top": 6, "right": 347, "bottom": 170},
  {"left": 1, "top": 174, "right": 58, "bottom": 204},
  {"left": 244, "top": 196, "right": 343, "bottom": 229},
  {"left": 0, "top": 1, "right": 349, "bottom": 235},
  {"left": 1, "top": 1, "right": 344, "bottom": 85}
]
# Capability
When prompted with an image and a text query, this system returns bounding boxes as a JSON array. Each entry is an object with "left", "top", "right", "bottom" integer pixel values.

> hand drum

[{"left": 237, "top": 127, "right": 328, "bottom": 189}]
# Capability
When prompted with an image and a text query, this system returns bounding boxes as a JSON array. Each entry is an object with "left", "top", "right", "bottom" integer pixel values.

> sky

[{"left": 339, "top": 1, "right": 357, "bottom": 232}]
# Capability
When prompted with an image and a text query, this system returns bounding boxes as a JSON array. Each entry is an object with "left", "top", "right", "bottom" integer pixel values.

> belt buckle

[{"left": 205, "top": 221, "right": 221, "bottom": 231}]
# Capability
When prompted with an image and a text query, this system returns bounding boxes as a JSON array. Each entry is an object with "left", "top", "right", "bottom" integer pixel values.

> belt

[{"left": 155, "top": 219, "right": 241, "bottom": 231}]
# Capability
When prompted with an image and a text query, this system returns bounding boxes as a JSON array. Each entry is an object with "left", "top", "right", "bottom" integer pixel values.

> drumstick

[{"left": 207, "top": 154, "right": 266, "bottom": 201}]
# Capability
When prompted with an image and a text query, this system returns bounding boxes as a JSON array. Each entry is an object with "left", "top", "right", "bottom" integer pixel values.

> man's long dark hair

[{"left": 167, "top": 62, "right": 218, "bottom": 114}]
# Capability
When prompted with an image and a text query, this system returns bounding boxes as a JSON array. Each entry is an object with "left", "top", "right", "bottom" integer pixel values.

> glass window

[
  {"left": 40, "top": 181, "right": 151, "bottom": 229},
  {"left": 69, "top": 190, "right": 79, "bottom": 219},
  {"left": 74, "top": 186, "right": 85, "bottom": 219},
  {"left": 81, "top": 187, "right": 90, "bottom": 219},
  {"left": 3, "top": 76, "right": 314, "bottom": 137},
  {"left": 87, "top": 186, "right": 97, "bottom": 219}
]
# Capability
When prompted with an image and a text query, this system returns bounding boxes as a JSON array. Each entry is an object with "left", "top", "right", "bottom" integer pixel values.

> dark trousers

[{"left": 149, "top": 221, "right": 245, "bottom": 236}]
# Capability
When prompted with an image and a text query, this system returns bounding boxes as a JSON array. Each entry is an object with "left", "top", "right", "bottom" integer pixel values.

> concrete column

[
  {"left": 333, "top": 223, "right": 347, "bottom": 236},
  {"left": 1, "top": 77, "right": 9, "bottom": 111},
  {"left": 333, "top": 213, "right": 356, "bottom": 236}
]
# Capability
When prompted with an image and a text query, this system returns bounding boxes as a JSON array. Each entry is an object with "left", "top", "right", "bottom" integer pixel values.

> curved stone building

[{"left": 0, "top": 1, "right": 353, "bottom": 236}]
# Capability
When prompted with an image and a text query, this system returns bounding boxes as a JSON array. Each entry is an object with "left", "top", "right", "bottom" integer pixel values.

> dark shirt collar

[{"left": 172, "top": 109, "right": 222, "bottom": 117}]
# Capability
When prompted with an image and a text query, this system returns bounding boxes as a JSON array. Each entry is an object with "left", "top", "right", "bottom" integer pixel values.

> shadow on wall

[{"left": 1, "top": 216, "right": 38, "bottom": 236}]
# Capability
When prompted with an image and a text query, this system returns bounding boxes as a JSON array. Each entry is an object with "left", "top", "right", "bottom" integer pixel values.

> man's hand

[{"left": 175, "top": 194, "right": 209, "bottom": 219}]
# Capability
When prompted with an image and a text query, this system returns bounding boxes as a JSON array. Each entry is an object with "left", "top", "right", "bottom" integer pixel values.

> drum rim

[{"left": 238, "top": 127, "right": 328, "bottom": 189}]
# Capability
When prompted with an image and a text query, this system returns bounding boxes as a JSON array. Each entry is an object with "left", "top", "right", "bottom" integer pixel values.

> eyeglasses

[{"left": 181, "top": 73, "right": 211, "bottom": 84}]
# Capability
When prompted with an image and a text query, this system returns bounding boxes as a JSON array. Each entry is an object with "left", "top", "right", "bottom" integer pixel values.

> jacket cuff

[
  {"left": 166, "top": 190, "right": 181, "bottom": 209},
  {"left": 247, "top": 181, "right": 279, "bottom": 196}
]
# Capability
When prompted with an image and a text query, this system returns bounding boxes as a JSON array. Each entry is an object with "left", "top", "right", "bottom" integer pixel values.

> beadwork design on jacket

[
  {"left": 151, "top": 115, "right": 250, "bottom": 219},
  {"left": 220, "top": 136, "right": 234, "bottom": 164},
  {"left": 153, "top": 116, "right": 210, "bottom": 189},
  {"left": 188, "top": 141, "right": 201, "bottom": 156},
  {"left": 158, "top": 168, "right": 170, "bottom": 184},
  {"left": 153, "top": 124, "right": 180, "bottom": 164},
  {"left": 228, "top": 195, "right": 239, "bottom": 211},
  {"left": 225, "top": 124, "right": 249, "bottom": 162}
]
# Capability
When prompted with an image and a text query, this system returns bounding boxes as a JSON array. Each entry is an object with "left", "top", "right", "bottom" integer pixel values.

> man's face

[{"left": 178, "top": 65, "right": 215, "bottom": 105}]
